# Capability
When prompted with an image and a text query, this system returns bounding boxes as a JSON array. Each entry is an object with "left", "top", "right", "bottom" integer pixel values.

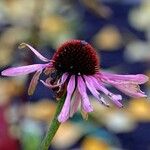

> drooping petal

[
  {"left": 40, "top": 73, "right": 68, "bottom": 89},
  {"left": 1, "top": 64, "right": 48, "bottom": 76},
  {"left": 100, "top": 72, "right": 147, "bottom": 98},
  {"left": 70, "top": 89, "right": 81, "bottom": 117},
  {"left": 43, "top": 67, "right": 54, "bottom": 75},
  {"left": 19, "top": 43, "right": 50, "bottom": 62},
  {"left": 110, "top": 82, "right": 147, "bottom": 98},
  {"left": 60, "top": 73, "right": 68, "bottom": 84},
  {"left": 100, "top": 72, "right": 149, "bottom": 84},
  {"left": 107, "top": 93, "right": 123, "bottom": 107},
  {"left": 28, "top": 70, "right": 42, "bottom": 95},
  {"left": 40, "top": 80, "right": 62, "bottom": 89},
  {"left": 77, "top": 76, "right": 93, "bottom": 112},
  {"left": 84, "top": 75, "right": 109, "bottom": 107},
  {"left": 89, "top": 76, "right": 123, "bottom": 107},
  {"left": 58, "top": 75, "right": 75, "bottom": 123}
]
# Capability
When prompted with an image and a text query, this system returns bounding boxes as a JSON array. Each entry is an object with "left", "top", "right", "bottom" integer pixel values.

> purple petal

[
  {"left": 84, "top": 75, "right": 109, "bottom": 107},
  {"left": 89, "top": 76, "right": 123, "bottom": 107},
  {"left": 58, "top": 75, "right": 75, "bottom": 123},
  {"left": 100, "top": 72, "right": 148, "bottom": 98},
  {"left": 111, "top": 83, "right": 147, "bottom": 98},
  {"left": 1, "top": 64, "right": 47, "bottom": 76},
  {"left": 108, "top": 94, "right": 123, "bottom": 107},
  {"left": 101, "top": 71, "right": 149, "bottom": 84},
  {"left": 77, "top": 76, "right": 93, "bottom": 112},
  {"left": 60, "top": 73, "right": 68, "bottom": 84},
  {"left": 19, "top": 43, "right": 50, "bottom": 62},
  {"left": 56, "top": 73, "right": 68, "bottom": 85},
  {"left": 28, "top": 70, "right": 42, "bottom": 95},
  {"left": 70, "top": 89, "right": 81, "bottom": 117}
]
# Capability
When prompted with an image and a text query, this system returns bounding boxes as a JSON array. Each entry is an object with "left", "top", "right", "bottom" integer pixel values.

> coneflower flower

[{"left": 1, "top": 40, "right": 149, "bottom": 122}]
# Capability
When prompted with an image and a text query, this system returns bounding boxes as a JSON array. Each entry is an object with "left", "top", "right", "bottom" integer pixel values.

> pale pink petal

[
  {"left": 89, "top": 76, "right": 123, "bottom": 107},
  {"left": 28, "top": 70, "right": 42, "bottom": 95},
  {"left": 1, "top": 64, "right": 48, "bottom": 76},
  {"left": 99, "top": 72, "right": 148, "bottom": 98},
  {"left": 70, "top": 89, "right": 81, "bottom": 117},
  {"left": 40, "top": 80, "right": 62, "bottom": 89},
  {"left": 19, "top": 43, "right": 50, "bottom": 62},
  {"left": 110, "top": 82, "right": 147, "bottom": 98},
  {"left": 58, "top": 75, "right": 75, "bottom": 123},
  {"left": 55, "top": 73, "right": 68, "bottom": 86},
  {"left": 60, "top": 73, "right": 68, "bottom": 84},
  {"left": 100, "top": 74, "right": 147, "bottom": 98},
  {"left": 100, "top": 72, "right": 149, "bottom": 84},
  {"left": 84, "top": 75, "right": 109, "bottom": 107},
  {"left": 108, "top": 94, "right": 123, "bottom": 107},
  {"left": 40, "top": 73, "right": 68, "bottom": 89},
  {"left": 77, "top": 76, "right": 93, "bottom": 112}
]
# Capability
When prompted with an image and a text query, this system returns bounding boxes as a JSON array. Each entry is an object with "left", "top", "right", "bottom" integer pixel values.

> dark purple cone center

[{"left": 53, "top": 40, "right": 99, "bottom": 75}]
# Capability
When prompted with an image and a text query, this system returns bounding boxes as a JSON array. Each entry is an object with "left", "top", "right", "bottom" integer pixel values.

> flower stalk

[{"left": 40, "top": 94, "right": 66, "bottom": 150}]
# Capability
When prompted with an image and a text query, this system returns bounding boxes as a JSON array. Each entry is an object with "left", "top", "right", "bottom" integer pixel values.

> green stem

[{"left": 40, "top": 95, "right": 66, "bottom": 150}]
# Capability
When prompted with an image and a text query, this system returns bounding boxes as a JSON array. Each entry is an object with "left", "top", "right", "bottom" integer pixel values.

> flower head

[{"left": 1, "top": 40, "right": 149, "bottom": 122}]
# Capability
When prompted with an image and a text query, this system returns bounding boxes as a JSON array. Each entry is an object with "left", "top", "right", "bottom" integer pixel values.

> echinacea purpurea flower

[{"left": 1, "top": 40, "right": 149, "bottom": 122}]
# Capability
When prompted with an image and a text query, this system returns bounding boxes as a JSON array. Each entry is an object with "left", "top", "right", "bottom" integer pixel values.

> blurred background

[{"left": 0, "top": 0, "right": 150, "bottom": 150}]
